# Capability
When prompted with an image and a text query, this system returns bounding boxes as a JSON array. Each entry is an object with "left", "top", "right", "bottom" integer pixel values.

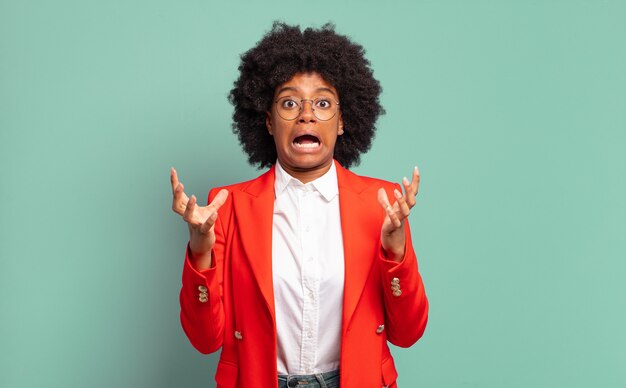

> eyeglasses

[{"left": 273, "top": 96, "right": 340, "bottom": 121}]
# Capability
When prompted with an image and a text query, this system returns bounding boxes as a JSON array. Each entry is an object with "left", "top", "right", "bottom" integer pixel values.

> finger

[
  {"left": 170, "top": 167, "right": 179, "bottom": 193},
  {"left": 402, "top": 177, "right": 415, "bottom": 208},
  {"left": 412, "top": 166, "right": 420, "bottom": 194},
  {"left": 199, "top": 211, "right": 218, "bottom": 234},
  {"left": 172, "top": 182, "right": 189, "bottom": 215},
  {"left": 378, "top": 188, "right": 404, "bottom": 230},
  {"left": 377, "top": 187, "right": 392, "bottom": 210},
  {"left": 183, "top": 194, "right": 198, "bottom": 225},
  {"left": 403, "top": 166, "right": 420, "bottom": 208},
  {"left": 207, "top": 189, "right": 229, "bottom": 212},
  {"left": 393, "top": 189, "right": 411, "bottom": 219},
  {"left": 385, "top": 199, "right": 403, "bottom": 228}
]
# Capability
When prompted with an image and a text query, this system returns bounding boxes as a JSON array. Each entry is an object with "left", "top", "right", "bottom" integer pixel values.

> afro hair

[{"left": 228, "top": 22, "right": 384, "bottom": 169}]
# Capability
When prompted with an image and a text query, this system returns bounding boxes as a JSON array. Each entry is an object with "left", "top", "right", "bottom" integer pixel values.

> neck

[{"left": 279, "top": 159, "right": 333, "bottom": 184}]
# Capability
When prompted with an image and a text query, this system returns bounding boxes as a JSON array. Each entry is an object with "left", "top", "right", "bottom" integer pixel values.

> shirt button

[
  {"left": 234, "top": 331, "right": 243, "bottom": 340},
  {"left": 391, "top": 277, "right": 400, "bottom": 285},
  {"left": 393, "top": 289, "right": 402, "bottom": 297}
]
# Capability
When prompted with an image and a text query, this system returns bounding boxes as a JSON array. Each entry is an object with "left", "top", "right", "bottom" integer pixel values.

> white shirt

[{"left": 272, "top": 161, "right": 345, "bottom": 375}]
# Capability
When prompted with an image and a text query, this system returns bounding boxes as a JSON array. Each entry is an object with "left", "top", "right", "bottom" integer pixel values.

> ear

[{"left": 266, "top": 111, "right": 273, "bottom": 135}]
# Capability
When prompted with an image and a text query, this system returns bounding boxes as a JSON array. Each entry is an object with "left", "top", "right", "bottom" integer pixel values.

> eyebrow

[{"left": 275, "top": 86, "right": 338, "bottom": 97}]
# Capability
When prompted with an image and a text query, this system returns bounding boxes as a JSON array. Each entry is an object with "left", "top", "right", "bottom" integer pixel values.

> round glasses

[{"left": 274, "top": 96, "right": 340, "bottom": 121}]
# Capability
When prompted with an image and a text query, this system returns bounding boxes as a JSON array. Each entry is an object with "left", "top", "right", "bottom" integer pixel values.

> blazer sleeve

[
  {"left": 378, "top": 185, "right": 429, "bottom": 348},
  {"left": 179, "top": 187, "right": 229, "bottom": 354}
]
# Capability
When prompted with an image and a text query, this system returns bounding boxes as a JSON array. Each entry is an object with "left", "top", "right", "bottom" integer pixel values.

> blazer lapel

[
  {"left": 336, "top": 162, "right": 377, "bottom": 331},
  {"left": 230, "top": 162, "right": 377, "bottom": 329},
  {"left": 232, "top": 167, "right": 276, "bottom": 320}
]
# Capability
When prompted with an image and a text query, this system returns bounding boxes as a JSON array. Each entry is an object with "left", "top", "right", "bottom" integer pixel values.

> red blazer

[{"left": 180, "top": 161, "right": 428, "bottom": 387}]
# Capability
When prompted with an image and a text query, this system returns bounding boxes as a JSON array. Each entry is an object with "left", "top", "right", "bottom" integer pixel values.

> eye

[
  {"left": 315, "top": 99, "right": 332, "bottom": 109},
  {"left": 280, "top": 98, "right": 299, "bottom": 110}
]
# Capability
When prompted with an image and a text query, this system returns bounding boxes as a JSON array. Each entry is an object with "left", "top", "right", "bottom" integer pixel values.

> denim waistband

[{"left": 278, "top": 369, "right": 340, "bottom": 388}]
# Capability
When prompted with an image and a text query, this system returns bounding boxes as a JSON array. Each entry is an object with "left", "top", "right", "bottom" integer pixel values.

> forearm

[
  {"left": 180, "top": 246, "right": 224, "bottom": 354},
  {"left": 379, "top": 224, "right": 429, "bottom": 347}
]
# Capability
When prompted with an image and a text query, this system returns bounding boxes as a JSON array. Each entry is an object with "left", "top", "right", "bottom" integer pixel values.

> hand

[
  {"left": 170, "top": 168, "right": 228, "bottom": 267},
  {"left": 377, "top": 166, "right": 420, "bottom": 262}
]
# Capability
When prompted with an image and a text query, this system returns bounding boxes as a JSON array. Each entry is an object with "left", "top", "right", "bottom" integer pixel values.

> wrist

[
  {"left": 188, "top": 246, "right": 213, "bottom": 271},
  {"left": 382, "top": 245, "right": 405, "bottom": 262}
]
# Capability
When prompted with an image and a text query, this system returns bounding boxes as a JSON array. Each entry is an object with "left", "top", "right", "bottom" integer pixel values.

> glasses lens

[
  {"left": 312, "top": 98, "right": 337, "bottom": 121},
  {"left": 275, "top": 97, "right": 338, "bottom": 121},
  {"left": 276, "top": 97, "right": 300, "bottom": 120}
]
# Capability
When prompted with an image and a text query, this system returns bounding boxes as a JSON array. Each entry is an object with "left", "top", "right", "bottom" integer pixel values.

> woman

[{"left": 170, "top": 22, "right": 428, "bottom": 388}]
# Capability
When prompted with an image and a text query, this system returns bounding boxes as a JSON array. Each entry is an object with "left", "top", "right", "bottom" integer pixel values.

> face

[{"left": 266, "top": 72, "right": 343, "bottom": 182}]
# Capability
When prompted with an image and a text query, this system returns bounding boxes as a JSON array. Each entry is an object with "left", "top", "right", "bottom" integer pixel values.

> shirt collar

[{"left": 274, "top": 160, "right": 339, "bottom": 202}]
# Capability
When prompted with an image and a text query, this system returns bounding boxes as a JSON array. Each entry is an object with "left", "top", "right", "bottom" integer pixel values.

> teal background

[{"left": 1, "top": 0, "right": 625, "bottom": 387}]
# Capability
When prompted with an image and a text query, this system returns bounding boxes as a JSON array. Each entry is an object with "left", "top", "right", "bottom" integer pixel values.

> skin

[
  {"left": 170, "top": 71, "right": 420, "bottom": 268},
  {"left": 265, "top": 72, "right": 344, "bottom": 183}
]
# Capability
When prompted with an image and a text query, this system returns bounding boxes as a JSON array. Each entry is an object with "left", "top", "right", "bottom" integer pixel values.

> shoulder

[
  {"left": 208, "top": 167, "right": 275, "bottom": 200},
  {"left": 336, "top": 163, "right": 398, "bottom": 194}
]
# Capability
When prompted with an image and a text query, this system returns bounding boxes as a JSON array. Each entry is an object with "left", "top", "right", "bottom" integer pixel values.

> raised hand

[
  {"left": 170, "top": 168, "right": 228, "bottom": 270},
  {"left": 377, "top": 166, "right": 420, "bottom": 262}
]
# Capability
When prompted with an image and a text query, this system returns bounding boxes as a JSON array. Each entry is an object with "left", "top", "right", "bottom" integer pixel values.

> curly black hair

[{"left": 228, "top": 22, "right": 384, "bottom": 169}]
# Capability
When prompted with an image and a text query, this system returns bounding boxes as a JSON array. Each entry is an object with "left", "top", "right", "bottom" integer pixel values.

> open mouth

[{"left": 293, "top": 134, "right": 320, "bottom": 149}]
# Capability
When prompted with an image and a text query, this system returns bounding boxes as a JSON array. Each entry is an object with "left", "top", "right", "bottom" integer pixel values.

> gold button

[
  {"left": 199, "top": 294, "right": 208, "bottom": 303},
  {"left": 376, "top": 324, "right": 385, "bottom": 334},
  {"left": 393, "top": 289, "right": 402, "bottom": 297},
  {"left": 198, "top": 285, "right": 208, "bottom": 293},
  {"left": 391, "top": 284, "right": 400, "bottom": 292},
  {"left": 234, "top": 331, "right": 243, "bottom": 340},
  {"left": 391, "top": 277, "right": 400, "bottom": 285}
]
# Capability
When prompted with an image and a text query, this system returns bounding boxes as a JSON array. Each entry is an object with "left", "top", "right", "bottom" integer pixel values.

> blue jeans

[{"left": 278, "top": 370, "right": 340, "bottom": 388}]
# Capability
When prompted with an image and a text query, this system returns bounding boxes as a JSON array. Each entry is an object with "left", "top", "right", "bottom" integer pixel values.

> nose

[{"left": 297, "top": 100, "right": 316, "bottom": 122}]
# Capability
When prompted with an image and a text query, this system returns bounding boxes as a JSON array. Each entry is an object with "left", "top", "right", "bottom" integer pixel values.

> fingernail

[
  {"left": 394, "top": 189, "right": 402, "bottom": 198},
  {"left": 403, "top": 177, "right": 409, "bottom": 185},
  {"left": 415, "top": 166, "right": 419, "bottom": 174},
  {"left": 210, "top": 213, "right": 217, "bottom": 221}
]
